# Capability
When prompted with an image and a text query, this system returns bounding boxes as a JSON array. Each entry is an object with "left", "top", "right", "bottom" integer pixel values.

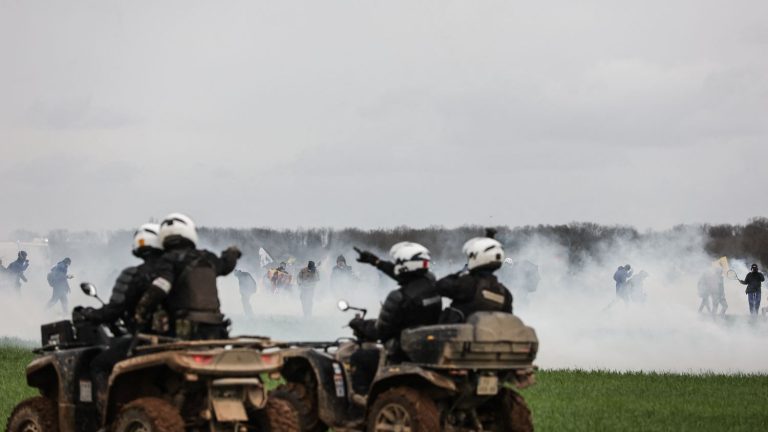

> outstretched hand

[{"left": 354, "top": 247, "right": 379, "bottom": 266}]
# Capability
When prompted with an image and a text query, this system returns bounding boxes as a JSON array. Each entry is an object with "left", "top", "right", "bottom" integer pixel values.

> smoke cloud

[{"left": 1, "top": 224, "right": 767, "bottom": 374}]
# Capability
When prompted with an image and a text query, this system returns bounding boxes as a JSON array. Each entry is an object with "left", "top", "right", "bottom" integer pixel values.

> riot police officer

[
  {"left": 349, "top": 242, "right": 442, "bottom": 396},
  {"left": 135, "top": 213, "right": 241, "bottom": 340},
  {"left": 436, "top": 236, "right": 513, "bottom": 323},
  {"left": 75, "top": 223, "right": 164, "bottom": 416}
]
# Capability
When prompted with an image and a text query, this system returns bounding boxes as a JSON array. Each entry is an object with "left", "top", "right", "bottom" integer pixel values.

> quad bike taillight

[
  {"left": 190, "top": 354, "right": 215, "bottom": 365},
  {"left": 260, "top": 354, "right": 279, "bottom": 367}
]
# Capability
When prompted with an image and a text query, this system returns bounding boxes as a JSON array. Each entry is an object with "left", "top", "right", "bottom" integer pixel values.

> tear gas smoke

[{"left": 1, "top": 225, "right": 766, "bottom": 374}]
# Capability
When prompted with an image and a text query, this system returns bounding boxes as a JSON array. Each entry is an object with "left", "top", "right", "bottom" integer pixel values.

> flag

[{"left": 259, "top": 247, "right": 274, "bottom": 268}]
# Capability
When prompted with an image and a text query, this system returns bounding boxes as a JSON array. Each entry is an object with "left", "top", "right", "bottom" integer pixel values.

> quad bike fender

[
  {"left": 104, "top": 352, "right": 182, "bottom": 423},
  {"left": 282, "top": 348, "right": 350, "bottom": 425},
  {"left": 26, "top": 356, "right": 77, "bottom": 432},
  {"left": 26, "top": 356, "right": 62, "bottom": 397},
  {"left": 369, "top": 363, "right": 457, "bottom": 402}
]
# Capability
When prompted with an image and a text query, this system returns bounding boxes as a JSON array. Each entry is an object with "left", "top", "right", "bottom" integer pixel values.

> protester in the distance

[
  {"left": 265, "top": 262, "right": 292, "bottom": 293},
  {"left": 709, "top": 267, "right": 727, "bottom": 316},
  {"left": 436, "top": 230, "right": 513, "bottom": 323},
  {"left": 330, "top": 254, "right": 356, "bottom": 291},
  {"left": 6, "top": 251, "right": 29, "bottom": 293},
  {"left": 297, "top": 261, "right": 320, "bottom": 317},
  {"left": 739, "top": 264, "right": 765, "bottom": 317},
  {"left": 46, "top": 257, "right": 73, "bottom": 314},
  {"left": 613, "top": 264, "right": 633, "bottom": 302},
  {"left": 134, "top": 213, "right": 241, "bottom": 340},
  {"left": 233, "top": 269, "right": 258, "bottom": 318}
]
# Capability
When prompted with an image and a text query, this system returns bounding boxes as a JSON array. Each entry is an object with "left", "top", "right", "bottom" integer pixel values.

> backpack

[{"left": 46, "top": 269, "right": 55, "bottom": 287}]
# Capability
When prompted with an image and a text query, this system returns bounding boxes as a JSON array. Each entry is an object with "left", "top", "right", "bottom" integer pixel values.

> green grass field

[
  {"left": 1, "top": 346, "right": 36, "bottom": 424},
  {"left": 2, "top": 346, "right": 767, "bottom": 431}
]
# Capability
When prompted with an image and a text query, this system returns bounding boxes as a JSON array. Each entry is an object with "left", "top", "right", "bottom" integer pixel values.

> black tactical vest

[
  {"left": 166, "top": 253, "right": 221, "bottom": 317},
  {"left": 453, "top": 275, "right": 508, "bottom": 319}
]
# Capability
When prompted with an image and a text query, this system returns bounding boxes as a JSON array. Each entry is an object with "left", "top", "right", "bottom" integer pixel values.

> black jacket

[
  {"left": 436, "top": 268, "right": 513, "bottom": 323},
  {"left": 355, "top": 261, "right": 441, "bottom": 344},
  {"left": 741, "top": 271, "right": 765, "bottom": 294},
  {"left": 85, "top": 250, "right": 164, "bottom": 332}
]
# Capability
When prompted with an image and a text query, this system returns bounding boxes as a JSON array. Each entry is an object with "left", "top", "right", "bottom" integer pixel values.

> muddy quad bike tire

[
  {"left": 6, "top": 396, "right": 58, "bottom": 432},
  {"left": 271, "top": 382, "right": 323, "bottom": 432},
  {"left": 367, "top": 387, "right": 440, "bottom": 432},
  {"left": 484, "top": 389, "right": 534, "bottom": 432},
  {"left": 254, "top": 396, "right": 301, "bottom": 432},
  {"left": 112, "top": 397, "right": 184, "bottom": 432}
]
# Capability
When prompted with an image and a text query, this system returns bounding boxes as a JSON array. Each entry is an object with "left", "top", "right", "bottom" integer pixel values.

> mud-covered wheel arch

[
  {"left": 26, "top": 363, "right": 59, "bottom": 400},
  {"left": 271, "top": 382, "right": 323, "bottom": 432},
  {"left": 6, "top": 396, "right": 59, "bottom": 432},
  {"left": 106, "top": 365, "right": 182, "bottom": 424},
  {"left": 480, "top": 388, "right": 534, "bottom": 432},
  {"left": 253, "top": 397, "right": 301, "bottom": 432},
  {"left": 112, "top": 397, "right": 184, "bottom": 432},
  {"left": 278, "top": 357, "right": 323, "bottom": 431},
  {"left": 367, "top": 387, "right": 440, "bottom": 432}
]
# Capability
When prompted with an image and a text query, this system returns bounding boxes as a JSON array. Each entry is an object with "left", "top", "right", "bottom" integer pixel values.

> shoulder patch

[
  {"left": 421, "top": 296, "right": 441, "bottom": 307},
  {"left": 481, "top": 290, "right": 505, "bottom": 304},
  {"left": 152, "top": 277, "right": 172, "bottom": 293}
]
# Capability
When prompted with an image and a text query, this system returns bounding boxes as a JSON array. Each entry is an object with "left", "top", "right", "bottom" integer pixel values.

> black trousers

[
  {"left": 91, "top": 336, "right": 133, "bottom": 405},
  {"left": 350, "top": 348, "right": 380, "bottom": 395}
]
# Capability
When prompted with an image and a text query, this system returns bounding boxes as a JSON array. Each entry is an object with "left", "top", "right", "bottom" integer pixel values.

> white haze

[{"left": 2, "top": 228, "right": 766, "bottom": 374}]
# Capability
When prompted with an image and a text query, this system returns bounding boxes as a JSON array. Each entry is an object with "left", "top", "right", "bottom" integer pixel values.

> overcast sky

[{"left": 1, "top": 0, "right": 766, "bottom": 234}]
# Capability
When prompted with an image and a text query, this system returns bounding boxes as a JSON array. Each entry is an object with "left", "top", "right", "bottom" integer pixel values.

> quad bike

[
  {"left": 274, "top": 300, "right": 538, "bottom": 432},
  {"left": 6, "top": 283, "right": 299, "bottom": 432}
]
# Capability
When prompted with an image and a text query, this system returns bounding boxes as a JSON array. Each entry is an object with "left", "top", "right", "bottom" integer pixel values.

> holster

[{"left": 439, "top": 307, "right": 465, "bottom": 324}]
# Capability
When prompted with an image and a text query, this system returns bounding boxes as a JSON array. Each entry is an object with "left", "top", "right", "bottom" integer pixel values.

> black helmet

[
  {"left": 308, "top": 261, "right": 316, "bottom": 270},
  {"left": 337, "top": 255, "right": 346, "bottom": 264},
  {"left": 63, "top": 257, "right": 71, "bottom": 265},
  {"left": 624, "top": 264, "right": 632, "bottom": 271},
  {"left": 18, "top": 250, "right": 27, "bottom": 259},
  {"left": 751, "top": 263, "right": 758, "bottom": 271}
]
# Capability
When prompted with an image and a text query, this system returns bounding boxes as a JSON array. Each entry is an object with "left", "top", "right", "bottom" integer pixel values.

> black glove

[
  {"left": 356, "top": 250, "right": 380, "bottom": 266},
  {"left": 348, "top": 317, "right": 365, "bottom": 332},
  {"left": 223, "top": 246, "right": 242, "bottom": 260},
  {"left": 72, "top": 306, "right": 89, "bottom": 323},
  {"left": 81, "top": 307, "right": 97, "bottom": 319}
]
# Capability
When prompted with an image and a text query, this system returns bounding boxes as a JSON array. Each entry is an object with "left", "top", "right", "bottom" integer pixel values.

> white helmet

[
  {"left": 159, "top": 213, "right": 199, "bottom": 247},
  {"left": 463, "top": 237, "right": 505, "bottom": 271},
  {"left": 133, "top": 223, "right": 161, "bottom": 252},
  {"left": 389, "top": 242, "right": 431, "bottom": 275}
]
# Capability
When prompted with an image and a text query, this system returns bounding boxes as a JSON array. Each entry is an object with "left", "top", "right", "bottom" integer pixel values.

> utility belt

[{"left": 173, "top": 310, "right": 229, "bottom": 340}]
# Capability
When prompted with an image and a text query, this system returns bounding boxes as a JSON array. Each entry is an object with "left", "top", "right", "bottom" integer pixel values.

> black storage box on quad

[
  {"left": 400, "top": 312, "right": 539, "bottom": 369},
  {"left": 41, "top": 320, "right": 75, "bottom": 347}
]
